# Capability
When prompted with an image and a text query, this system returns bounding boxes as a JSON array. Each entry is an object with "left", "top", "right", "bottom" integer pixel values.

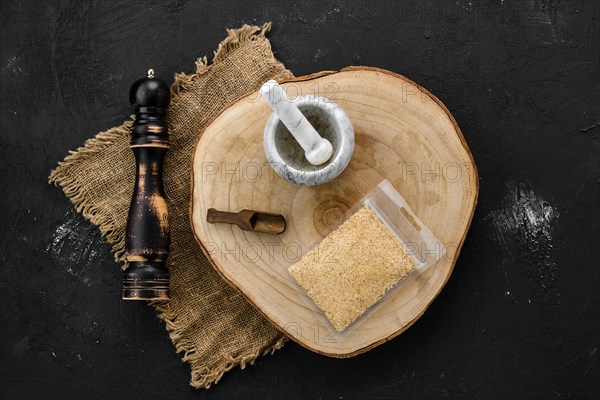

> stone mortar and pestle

[{"left": 261, "top": 80, "right": 354, "bottom": 186}]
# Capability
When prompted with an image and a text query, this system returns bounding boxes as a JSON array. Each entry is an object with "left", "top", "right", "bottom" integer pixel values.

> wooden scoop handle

[{"left": 207, "top": 208, "right": 286, "bottom": 234}]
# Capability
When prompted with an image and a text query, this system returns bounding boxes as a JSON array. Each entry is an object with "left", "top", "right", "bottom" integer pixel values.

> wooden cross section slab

[{"left": 191, "top": 67, "right": 478, "bottom": 357}]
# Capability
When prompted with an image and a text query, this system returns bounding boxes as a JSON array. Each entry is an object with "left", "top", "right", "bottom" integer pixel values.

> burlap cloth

[{"left": 49, "top": 23, "right": 293, "bottom": 389}]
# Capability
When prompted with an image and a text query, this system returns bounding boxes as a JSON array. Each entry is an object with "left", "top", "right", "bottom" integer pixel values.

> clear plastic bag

[
  {"left": 288, "top": 179, "right": 444, "bottom": 332},
  {"left": 357, "top": 179, "right": 444, "bottom": 276}
]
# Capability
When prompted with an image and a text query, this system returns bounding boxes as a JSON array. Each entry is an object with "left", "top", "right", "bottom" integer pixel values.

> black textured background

[{"left": 1, "top": 1, "right": 599, "bottom": 399}]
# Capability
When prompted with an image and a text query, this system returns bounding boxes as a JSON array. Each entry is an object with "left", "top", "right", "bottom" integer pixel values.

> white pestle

[{"left": 260, "top": 80, "right": 333, "bottom": 165}]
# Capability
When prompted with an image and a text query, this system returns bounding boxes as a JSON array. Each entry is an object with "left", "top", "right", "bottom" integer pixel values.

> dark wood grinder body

[{"left": 123, "top": 70, "right": 171, "bottom": 301}]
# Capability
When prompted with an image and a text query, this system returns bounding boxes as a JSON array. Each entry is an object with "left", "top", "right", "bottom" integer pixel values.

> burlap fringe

[
  {"left": 153, "top": 300, "right": 288, "bottom": 389},
  {"left": 48, "top": 121, "right": 133, "bottom": 266},
  {"left": 49, "top": 22, "right": 289, "bottom": 389},
  {"left": 170, "top": 22, "right": 291, "bottom": 98}
]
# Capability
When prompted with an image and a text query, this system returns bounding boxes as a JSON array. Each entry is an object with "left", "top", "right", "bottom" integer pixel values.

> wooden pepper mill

[{"left": 122, "top": 69, "right": 171, "bottom": 301}]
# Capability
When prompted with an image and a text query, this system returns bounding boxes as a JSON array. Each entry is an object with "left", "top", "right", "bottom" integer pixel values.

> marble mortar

[{"left": 263, "top": 95, "right": 354, "bottom": 186}]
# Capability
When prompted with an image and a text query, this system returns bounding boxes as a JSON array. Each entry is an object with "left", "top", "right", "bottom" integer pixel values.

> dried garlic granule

[{"left": 289, "top": 206, "right": 416, "bottom": 332}]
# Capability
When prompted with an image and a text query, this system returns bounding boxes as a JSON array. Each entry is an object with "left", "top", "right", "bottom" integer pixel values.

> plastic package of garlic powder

[
  {"left": 357, "top": 179, "right": 445, "bottom": 275},
  {"left": 288, "top": 179, "right": 445, "bottom": 332}
]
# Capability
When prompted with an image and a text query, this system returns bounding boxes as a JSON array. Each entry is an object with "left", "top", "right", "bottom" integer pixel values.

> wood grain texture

[{"left": 191, "top": 67, "right": 478, "bottom": 357}]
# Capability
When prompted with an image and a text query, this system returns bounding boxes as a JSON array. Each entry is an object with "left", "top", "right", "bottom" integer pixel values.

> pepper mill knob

[
  {"left": 129, "top": 69, "right": 170, "bottom": 109},
  {"left": 123, "top": 69, "right": 171, "bottom": 301}
]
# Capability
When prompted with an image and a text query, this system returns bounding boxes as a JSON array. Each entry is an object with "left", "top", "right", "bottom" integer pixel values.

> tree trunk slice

[{"left": 191, "top": 67, "right": 478, "bottom": 357}]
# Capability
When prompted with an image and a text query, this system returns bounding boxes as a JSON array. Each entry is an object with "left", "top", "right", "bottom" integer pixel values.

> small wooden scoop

[{"left": 206, "top": 208, "right": 286, "bottom": 234}]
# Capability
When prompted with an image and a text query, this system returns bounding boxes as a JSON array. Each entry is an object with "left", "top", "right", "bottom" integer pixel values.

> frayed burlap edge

[
  {"left": 154, "top": 301, "right": 288, "bottom": 389},
  {"left": 48, "top": 121, "right": 133, "bottom": 265},
  {"left": 49, "top": 22, "right": 290, "bottom": 390},
  {"left": 171, "top": 22, "right": 290, "bottom": 97}
]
